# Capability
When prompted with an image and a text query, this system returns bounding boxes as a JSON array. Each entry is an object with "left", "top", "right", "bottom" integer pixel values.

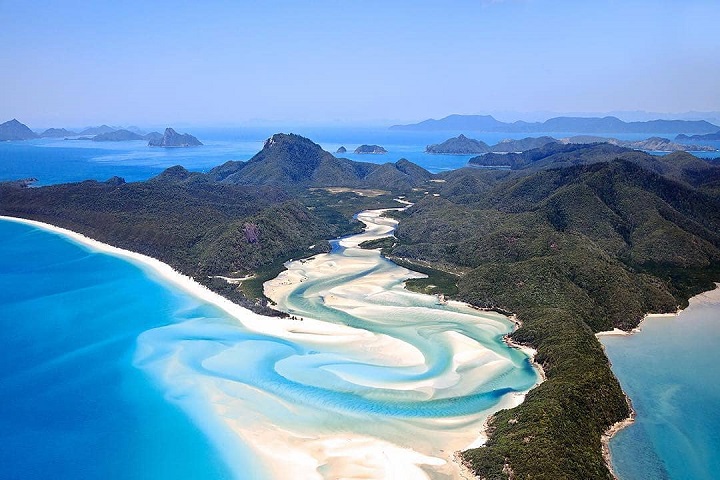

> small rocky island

[
  {"left": 426, "top": 134, "right": 559, "bottom": 154},
  {"left": 148, "top": 127, "right": 203, "bottom": 147},
  {"left": 336, "top": 146, "right": 347, "bottom": 154},
  {"left": 354, "top": 144, "right": 387, "bottom": 154}
]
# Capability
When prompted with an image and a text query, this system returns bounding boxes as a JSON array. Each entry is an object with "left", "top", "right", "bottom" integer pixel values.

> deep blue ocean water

[{"left": 601, "top": 297, "right": 720, "bottom": 480}]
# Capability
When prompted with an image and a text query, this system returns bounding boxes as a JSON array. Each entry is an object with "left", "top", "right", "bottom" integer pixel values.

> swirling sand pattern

[{"left": 135, "top": 209, "right": 540, "bottom": 479}]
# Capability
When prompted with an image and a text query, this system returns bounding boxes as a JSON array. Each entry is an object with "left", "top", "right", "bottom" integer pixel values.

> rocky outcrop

[
  {"left": 354, "top": 144, "right": 387, "bottom": 154},
  {"left": 336, "top": 146, "right": 347, "bottom": 154},
  {"left": 148, "top": 128, "right": 203, "bottom": 147}
]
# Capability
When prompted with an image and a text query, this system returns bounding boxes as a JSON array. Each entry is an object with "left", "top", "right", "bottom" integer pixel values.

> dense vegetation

[
  {"left": 387, "top": 157, "right": 720, "bottom": 478},
  {"left": 0, "top": 134, "right": 419, "bottom": 315},
  {"left": 210, "top": 133, "right": 430, "bottom": 190}
]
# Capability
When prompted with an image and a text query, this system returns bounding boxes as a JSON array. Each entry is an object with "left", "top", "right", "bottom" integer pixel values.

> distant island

[
  {"left": 565, "top": 135, "right": 716, "bottom": 152},
  {"left": 427, "top": 133, "right": 714, "bottom": 155},
  {"left": 79, "top": 125, "right": 116, "bottom": 136},
  {"left": 392, "top": 114, "right": 720, "bottom": 134},
  {"left": 336, "top": 146, "right": 347, "bottom": 154},
  {"left": 0, "top": 119, "right": 38, "bottom": 141},
  {"left": 148, "top": 128, "right": 202, "bottom": 147},
  {"left": 92, "top": 129, "right": 145, "bottom": 142},
  {"left": 40, "top": 128, "right": 77, "bottom": 138},
  {"left": 354, "top": 144, "right": 387, "bottom": 154},
  {"left": 426, "top": 134, "right": 557, "bottom": 154},
  {"left": 676, "top": 130, "right": 720, "bottom": 142},
  {"left": 91, "top": 129, "right": 164, "bottom": 142},
  {"left": 0, "top": 120, "right": 204, "bottom": 147},
  {"left": 426, "top": 134, "right": 491, "bottom": 154}
]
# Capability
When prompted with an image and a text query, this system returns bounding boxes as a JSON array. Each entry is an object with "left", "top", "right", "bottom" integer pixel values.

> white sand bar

[{"left": 2, "top": 212, "right": 542, "bottom": 480}]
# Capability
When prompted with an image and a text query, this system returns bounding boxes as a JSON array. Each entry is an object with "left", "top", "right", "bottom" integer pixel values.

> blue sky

[{"left": 1, "top": 0, "right": 718, "bottom": 126}]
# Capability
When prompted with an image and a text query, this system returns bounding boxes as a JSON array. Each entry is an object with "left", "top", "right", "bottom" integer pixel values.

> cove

[{"left": 600, "top": 288, "right": 720, "bottom": 480}]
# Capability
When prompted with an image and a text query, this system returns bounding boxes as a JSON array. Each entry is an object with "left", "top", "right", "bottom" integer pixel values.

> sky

[{"left": 1, "top": 0, "right": 719, "bottom": 127}]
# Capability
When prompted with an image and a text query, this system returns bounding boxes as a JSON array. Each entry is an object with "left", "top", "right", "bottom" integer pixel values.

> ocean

[{"left": 600, "top": 292, "right": 720, "bottom": 480}]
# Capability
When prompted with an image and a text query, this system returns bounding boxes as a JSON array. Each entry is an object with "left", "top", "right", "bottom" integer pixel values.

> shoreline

[
  {"left": 0, "top": 215, "right": 259, "bottom": 325},
  {"left": 595, "top": 283, "right": 720, "bottom": 478},
  {"left": 503, "top": 314, "right": 547, "bottom": 383},
  {"left": 3, "top": 212, "right": 541, "bottom": 480}
]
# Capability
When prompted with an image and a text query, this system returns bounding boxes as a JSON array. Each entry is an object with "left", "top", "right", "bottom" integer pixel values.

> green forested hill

[
  {"left": 209, "top": 133, "right": 432, "bottom": 190},
  {"left": 386, "top": 158, "right": 720, "bottom": 478},
  {"left": 0, "top": 175, "right": 360, "bottom": 315}
]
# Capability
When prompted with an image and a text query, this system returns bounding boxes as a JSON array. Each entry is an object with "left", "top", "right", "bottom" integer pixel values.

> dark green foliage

[
  {"left": 388, "top": 257, "right": 460, "bottom": 296},
  {"left": 384, "top": 158, "right": 720, "bottom": 479},
  {"left": 209, "top": 133, "right": 431, "bottom": 191},
  {"left": 358, "top": 235, "right": 396, "bottom": 255},
  {"left": 0, "top": 175, "right": 350, "bottom": 313}
]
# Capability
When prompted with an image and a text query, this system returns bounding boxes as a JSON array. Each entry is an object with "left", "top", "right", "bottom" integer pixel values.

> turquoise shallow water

[
  {"left": 0, "top": 219, "right": 236, "bottom": 479},
  {"left": 600, "top": 295, "right": 720, "bottom": 480},
  {"left": 0, "top": 213, "right": 539, "bottom": 479}
]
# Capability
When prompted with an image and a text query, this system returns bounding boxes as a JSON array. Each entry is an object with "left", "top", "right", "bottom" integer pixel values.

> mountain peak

[
  {"left": 148, "top": 127, "right": 202, "bottom": 147},
  {"left": 0, "top": 118, "right": 38, "bottom": 141}
]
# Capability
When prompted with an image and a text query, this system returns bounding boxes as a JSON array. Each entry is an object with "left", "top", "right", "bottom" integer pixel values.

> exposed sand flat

[{"left": 2, "top": 212, "right": 541, "bottom": 480}]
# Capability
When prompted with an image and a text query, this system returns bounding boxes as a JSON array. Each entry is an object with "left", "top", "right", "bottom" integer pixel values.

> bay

[{"left": 600, "top": 290, "right": 720, "bottom": 480}]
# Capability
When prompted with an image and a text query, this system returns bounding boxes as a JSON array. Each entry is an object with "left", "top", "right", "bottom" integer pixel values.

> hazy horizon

[{"left": 2, "top": 1, "right": 719, "bottom": 127}]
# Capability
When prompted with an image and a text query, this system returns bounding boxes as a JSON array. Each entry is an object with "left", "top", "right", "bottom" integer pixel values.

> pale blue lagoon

[{"left": 601, "top": 292, "right": 720, "bottom": 480}]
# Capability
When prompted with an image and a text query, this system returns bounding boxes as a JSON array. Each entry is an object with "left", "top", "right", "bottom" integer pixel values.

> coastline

[
  {"left": 0, "top": 215, "right": 258, "bottom": 324},
  {"left": 2, "top": 212, "right": 541, "bottom": 480},
  {"left": 595, "top": 283, "right": 720, "bottom": 478},
  {"left": 503, "top": 315, "right": 547, "bottom": 383},
  {"left": 264, "top": 208, "right": 544, "bottom": 476}
]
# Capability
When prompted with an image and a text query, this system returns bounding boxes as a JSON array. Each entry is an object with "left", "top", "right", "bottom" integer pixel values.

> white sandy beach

[{"left": 2, "top": 212, "right": 543, "bottom": 480}]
